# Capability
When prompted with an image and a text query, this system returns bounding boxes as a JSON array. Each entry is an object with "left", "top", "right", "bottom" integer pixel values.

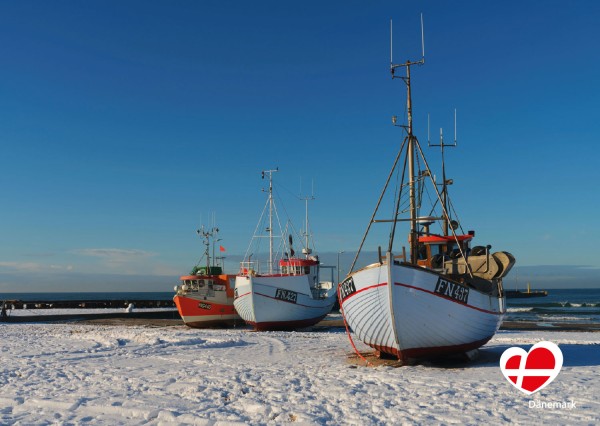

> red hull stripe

[
  {"left": 254, "top": 292, "right": 331, "bottom": 309},
  {"left": 394, "top": 282, "right": 505, "bottom": 316},
  {"left": 340, "top": 282, "right": 387, "bottom": 303},
  {"left": 248, "top": 314, "right": 327, "bottom": 331},
  {"left": 234, "top": 292, "right": 251, "bottom": 300}
]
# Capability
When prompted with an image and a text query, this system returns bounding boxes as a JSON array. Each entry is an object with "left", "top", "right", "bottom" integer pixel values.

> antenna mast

[
  {"left": 262, "top": 168, "right": 279, "bottom": 274},
  {"left": 197, "top": 223, "right": 219, "bottom": 271},
  {"left": 428, "top": 108, "right": 458, "bottom": 235},
  {"left": 299, "top": 181, "right": 315, "bottom": 258}
]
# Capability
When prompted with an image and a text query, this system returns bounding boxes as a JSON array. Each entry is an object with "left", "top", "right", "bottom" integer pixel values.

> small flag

[{"left": 219, "top": 245, "right": 226, "bottom": 252}]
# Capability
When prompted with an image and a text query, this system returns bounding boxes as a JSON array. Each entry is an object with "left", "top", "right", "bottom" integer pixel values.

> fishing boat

[
  {"left": 234, "top": 169, "right": 338, "bottom": 331},
  {"left": 173, "top": 226, "right": 240, "bottom": 328},
  {"left": 339, "top": 21, "right": 515, "bottom": 361},
  {"left": 506, "top": 282, "right": 548, "bottom": 298}
]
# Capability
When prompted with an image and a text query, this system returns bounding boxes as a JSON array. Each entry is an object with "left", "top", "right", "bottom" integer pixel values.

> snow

[{"left": 1, "top": 322, "right": 599, "bottom": 425}]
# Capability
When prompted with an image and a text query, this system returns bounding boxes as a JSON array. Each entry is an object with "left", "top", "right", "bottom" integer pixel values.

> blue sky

[{"left": 1, "top": 1, "right": 599, "bottom": 291}]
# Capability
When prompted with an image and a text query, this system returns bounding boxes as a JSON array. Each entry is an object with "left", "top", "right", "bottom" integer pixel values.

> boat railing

[
  {"left": 178, "top": 278, "right": 216, "bottom": 297},
  {"left": 311, "top": 265, "right": 336, "bottom": 299},
  {"left": 239, "top": 261, "right": 264, "bottom": 276}
]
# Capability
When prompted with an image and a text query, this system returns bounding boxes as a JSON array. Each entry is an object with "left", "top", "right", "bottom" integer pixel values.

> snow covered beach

[{"left": 1, "top": 322, "right": 599, "bottom": 425}]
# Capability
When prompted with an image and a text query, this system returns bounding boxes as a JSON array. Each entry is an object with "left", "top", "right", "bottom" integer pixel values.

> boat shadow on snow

[{"left": 346, "top": 343, "right": 600, "bottom": 369}]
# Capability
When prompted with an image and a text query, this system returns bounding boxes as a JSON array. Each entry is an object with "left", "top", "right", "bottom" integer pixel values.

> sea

[
  {"left": 505, "top": 288, "right": 600, "bottom": 325},
  {"left": 1, "top": 289, "right": 600, "bottom": 325}
]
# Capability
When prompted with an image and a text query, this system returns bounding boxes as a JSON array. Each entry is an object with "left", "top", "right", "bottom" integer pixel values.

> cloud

[
  {"left": 0, "top": 262, "right": 45, "bottom": 272},
  {"left": 21, "top": 252, "right": 57, "bottom": 258},
  {"left": 0, "top": 262, "right": 73, "bottom": 273},
  {"left": 74, "top": 248, "right": 157, "bottom": 259},
  {"left": 70, "top": 248, "right": 167, "bottom": 275}
]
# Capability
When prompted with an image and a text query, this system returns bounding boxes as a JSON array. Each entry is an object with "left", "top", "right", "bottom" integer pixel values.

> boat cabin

[
  {"left": 279, "top": 258, "right": 319, "bottom": 276},
  {"left": 179, "top": 274, "right": 231, "bottom": 297},
  {"left": 417, "top": 234, "right": 473, "bottom": 269}
]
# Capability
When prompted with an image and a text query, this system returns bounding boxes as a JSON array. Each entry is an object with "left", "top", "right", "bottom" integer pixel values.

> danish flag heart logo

[{"left": 500, "top": 341, "right": 563, "bottom": 395}]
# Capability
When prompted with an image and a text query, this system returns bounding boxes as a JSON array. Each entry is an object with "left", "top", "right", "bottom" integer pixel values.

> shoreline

[{"left": 2, "top": 311, "right": 600, "bottom": 332}]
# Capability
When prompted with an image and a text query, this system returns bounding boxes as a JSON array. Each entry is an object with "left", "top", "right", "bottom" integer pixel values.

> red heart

[{"left": 500, "top": 341, "right": 563, "bottom": 395}]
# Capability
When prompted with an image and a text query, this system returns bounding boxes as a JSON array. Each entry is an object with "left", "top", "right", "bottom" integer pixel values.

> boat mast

[
  {"left": 406, "top": 64, "right": 418, "bottom": 263},
  {"left": 391, "top": 16, "right": 425, "bottom": 264},
  {"left": 346, "top": 17, "right": 425, "bottom": 273},
  {"left": 197, "top": 224, "right": 217, "bottom": 271},
  {"left": 262, "top": 168, "right": 278, "bottom": 273}
]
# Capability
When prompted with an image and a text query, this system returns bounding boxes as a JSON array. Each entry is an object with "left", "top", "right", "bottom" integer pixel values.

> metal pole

[
  {"left": 305, "top": 198, "right": 309, "bottom": 256},
  {"left": 337, "top": 251, "right": 345, "bottom": 283},
  {"left": 269, "top": 174, "right": 273, "bottom": 274},
  {"left": 441, "top": 142, "right": 448, "bottom": 236},
  {"left": 406, "top": 64, "right": 418, "bottom": 264}
]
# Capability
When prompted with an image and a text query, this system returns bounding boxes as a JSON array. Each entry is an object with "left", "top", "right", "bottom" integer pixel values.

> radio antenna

[
  {"left": 427, "top": 113, "right": 430, "bottom": 144},
  {"left": 454, "top": 108, "right": 457, "bottom": 144},
  {"left": 390, "top": 19, "right": 393, "bottom": 68},
  {"left": 390, "top": 14, "right": 425, "bottom": 79},
  {"left": 420, "top": 13, "right": 425, "bottom": 60}
]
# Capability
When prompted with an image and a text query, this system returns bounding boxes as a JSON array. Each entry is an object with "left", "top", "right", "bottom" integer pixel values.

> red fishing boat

[{"left": 174, "top": 226, "right": 240, "bottom": 328}]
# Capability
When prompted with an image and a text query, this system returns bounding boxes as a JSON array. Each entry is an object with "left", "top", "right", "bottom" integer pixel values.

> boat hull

[
  {"left": 340, "top": 259, "right": 505, "bottom": 360},
  {"left": 174, "top": 280, "right": 240, "bottom": 329},
  {"left": 234, "top": 275, "right": 336, "bottom": 331}
]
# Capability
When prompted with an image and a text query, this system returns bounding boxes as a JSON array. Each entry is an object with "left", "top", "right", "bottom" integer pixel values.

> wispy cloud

[
  {"left": 21, "top": 252, "right": 57, "bottom": 258},
  {"left": 71, "top": 248, "right": 161, "bottom": 275},
  {"left": 74, "top": 248, "right": 157, "bottom": 259},
  {"left": 0, "top": 262, "right": 73, "bottom": 272}
]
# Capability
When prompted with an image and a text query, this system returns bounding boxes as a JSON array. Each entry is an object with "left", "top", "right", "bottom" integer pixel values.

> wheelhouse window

[
  {"left": 430, "top": 244, "right": 446, "bottom": 256},
  {"left": 418, "top": 245, "right": 428, "bottom": 260}
]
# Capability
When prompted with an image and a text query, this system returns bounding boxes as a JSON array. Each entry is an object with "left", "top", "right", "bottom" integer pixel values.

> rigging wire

[
  {"left": 388, "top": 138, "right": 409, "bottom": 253},
  {"left": 349, "top": 136, "right": 409, "bottom": 273},
  {"left": 273, "top": 187, "right": 304, "bottom": 252},
  {"left": 413, "top": 137, "right": 473, "bottom": 277},
  {"left": 243, "top": 196, "right": 271, "bottom": 262}
]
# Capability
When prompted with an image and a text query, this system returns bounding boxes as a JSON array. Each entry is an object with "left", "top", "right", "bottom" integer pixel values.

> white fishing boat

[
  {"left": 234, "top": 169, "right": 337, "bottom": 331},
  {"left": 339, "top": 21, "right": 515, "bottom": 361}
]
